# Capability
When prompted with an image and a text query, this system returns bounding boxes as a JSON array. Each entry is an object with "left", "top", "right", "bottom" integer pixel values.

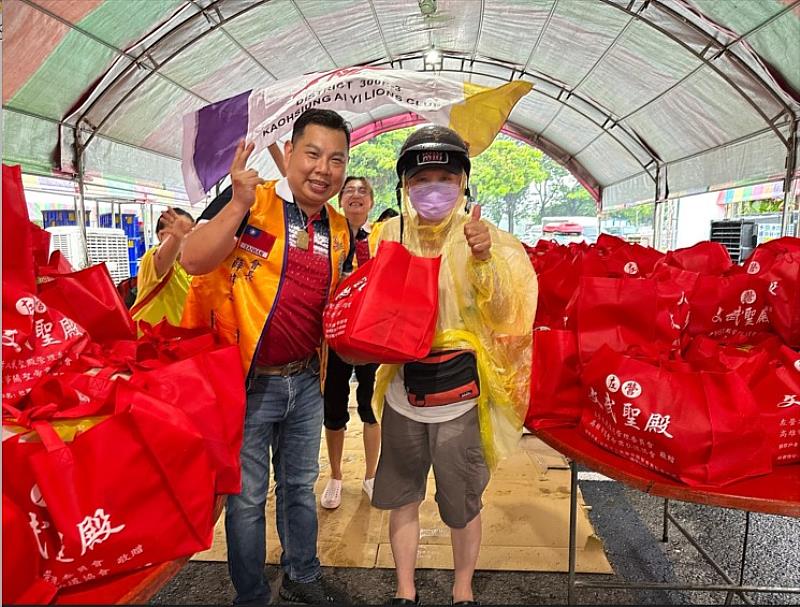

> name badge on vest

[{"left": 238, "top": 225, "right": 276, "bottom": 259}]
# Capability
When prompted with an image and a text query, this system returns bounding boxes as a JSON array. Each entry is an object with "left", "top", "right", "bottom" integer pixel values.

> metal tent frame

[{"left": 3, "top": 0, "right": 800, "bottom": 260}]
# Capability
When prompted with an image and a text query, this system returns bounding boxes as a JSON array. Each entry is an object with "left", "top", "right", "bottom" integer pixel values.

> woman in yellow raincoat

[{"left": 370, "top": 125, "right": 538, "bottom": 606}]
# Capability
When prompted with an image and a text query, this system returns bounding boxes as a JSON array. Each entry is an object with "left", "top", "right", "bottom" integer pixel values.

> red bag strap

[
  {"left": 2, "top": 403, "right": 25, "bottom": 421},
  {"left": 24, "top": 374, "right": 115, "bottom": 420},
  {"left": 94, "top": 367, "right": 117, "bottom": 380},
  {"left": 130, "top": 265, "right": 174, "bottom": 317},
  {"left": 4, "top": 402, "right": 63, "bottom": 427},
  {"left": 31, "top": 419, "right": 67, "bottom": 453}
]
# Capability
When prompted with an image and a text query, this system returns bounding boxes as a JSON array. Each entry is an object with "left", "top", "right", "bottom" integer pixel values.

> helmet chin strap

[{"left": 395, "top": 180, "right": 404, "bottom": 244}]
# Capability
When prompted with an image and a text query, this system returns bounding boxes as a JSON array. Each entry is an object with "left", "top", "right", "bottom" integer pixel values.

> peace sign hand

[{"left": 230, "top": 140, "right": 264, "bottom": 212}]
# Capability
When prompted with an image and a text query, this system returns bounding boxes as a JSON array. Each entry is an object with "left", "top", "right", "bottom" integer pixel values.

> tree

[
  {"left": 347, "top": 128, "right": 413, "bottom": 220},
  {"left": 347, "top": 126, "right": 594, "bottom": 236},
  {"left": 741, "top": 198, "right": 783, "bottom": 215},
  {"left": 603, "top": 205, "right": 653, "bottom": 228},
  {"left": 470, "top": 137, "right": 547, "bottom": 234},
  {"left": 527, "top": 156, "right": 568, "bottom": 219},
  {"left": 545, "top": 181, "right": 597, "bottom": 217}
]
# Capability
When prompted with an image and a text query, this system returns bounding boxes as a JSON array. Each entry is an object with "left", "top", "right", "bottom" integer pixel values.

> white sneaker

[
  {"left": 320, "top": 478, "right": 342, "bottom": 509},
  {"left": 362, "top": 477, "right": 375, "bottom": 501}
]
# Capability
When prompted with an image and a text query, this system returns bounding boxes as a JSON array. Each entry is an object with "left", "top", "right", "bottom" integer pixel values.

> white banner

[
  {"left": 182, "top": 66, "right": 530, "bottom": 202},
  {"left": 248, "top": 67, "right": 466, "bottom": 150}
]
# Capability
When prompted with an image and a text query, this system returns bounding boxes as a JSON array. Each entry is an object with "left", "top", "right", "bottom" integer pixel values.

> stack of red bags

[
  {"left": 525, "top": 231, "right": 800, "bottom": 487},
  {"left": 2, "top": 164, "right": 247, "bottom": 603}
]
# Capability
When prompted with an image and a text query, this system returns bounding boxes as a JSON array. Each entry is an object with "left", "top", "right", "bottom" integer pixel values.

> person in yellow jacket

[
  {"left": 130, "top": 208, "right": 194, "bottom": 329},
  {"left": 320, "top": 176, "right": 383, "bottom": 510},
  {"left": 180, "top": 109, "right": 351, "bottom": 606},
  {"left": 370, "top": 125, "right": 538, "bottom": 606}
]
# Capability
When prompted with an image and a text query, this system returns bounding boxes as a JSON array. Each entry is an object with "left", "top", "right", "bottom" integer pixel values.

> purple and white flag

[{"left": 181, "top": 67, "right": 531, "bottom": 203}]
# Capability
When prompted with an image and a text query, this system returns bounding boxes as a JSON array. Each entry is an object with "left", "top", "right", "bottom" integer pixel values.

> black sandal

[
  {"left": 387, "top": 594, "right": 420, "bottom": 605},
  {"left": 451, "top": 599, "right": 480, "bottom": 606}
]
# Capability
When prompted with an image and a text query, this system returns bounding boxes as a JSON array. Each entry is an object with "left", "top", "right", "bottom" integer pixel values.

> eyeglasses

[{"left": 341, "top": 186, "right": 370, "bottom": 197}]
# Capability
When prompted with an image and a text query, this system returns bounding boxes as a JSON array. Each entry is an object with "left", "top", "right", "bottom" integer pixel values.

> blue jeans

[{"left": 226, "top": 368, "right": 324, "bottom": 605}]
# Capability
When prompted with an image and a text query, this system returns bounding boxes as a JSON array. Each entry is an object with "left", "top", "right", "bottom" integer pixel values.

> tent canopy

[{"left": 3, "top": 0, "right": 799, "bottom": 209}]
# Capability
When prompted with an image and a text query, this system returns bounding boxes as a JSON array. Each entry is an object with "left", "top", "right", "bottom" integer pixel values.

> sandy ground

[{"left": 152, "top": 472, "right": 800, "bottom": 605}]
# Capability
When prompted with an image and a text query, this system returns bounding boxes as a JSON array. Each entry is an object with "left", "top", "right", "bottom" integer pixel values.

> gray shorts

[{"left": 371, "top": 403, "right": 490, "bottom": 529}]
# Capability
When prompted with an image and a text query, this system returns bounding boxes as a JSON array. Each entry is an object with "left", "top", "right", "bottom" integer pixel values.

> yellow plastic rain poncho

[{"left": 372, "top": 178, "right": 538, "bottom": 469}]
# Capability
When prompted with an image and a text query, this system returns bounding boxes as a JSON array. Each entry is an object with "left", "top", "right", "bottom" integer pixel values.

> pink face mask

[{"left": 408, "top": 182, "right": 461, "bottom": 221}]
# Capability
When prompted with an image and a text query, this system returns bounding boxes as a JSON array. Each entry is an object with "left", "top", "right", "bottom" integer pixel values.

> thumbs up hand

[
  {"left": 464, "top": 204, "right": 491, "bottom": 261},
  {"left": 230, "top": 140, "right": 264, "bottom": 213}
]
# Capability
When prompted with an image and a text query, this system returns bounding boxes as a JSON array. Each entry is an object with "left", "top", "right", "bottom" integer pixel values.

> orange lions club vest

[
  {"left": 181, "top": 181, "right": 351, "bottom": 375},
  {"left": 353, "top": 221, "right": 385, "bottom": 270}
]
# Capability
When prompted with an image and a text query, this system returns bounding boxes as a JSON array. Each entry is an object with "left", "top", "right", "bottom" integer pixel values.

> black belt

[{"left": 253, "top": 354, "right": 318, "bottom": 378}]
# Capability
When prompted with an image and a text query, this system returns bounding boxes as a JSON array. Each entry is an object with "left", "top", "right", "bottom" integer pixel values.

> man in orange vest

[{"left": 181, "top": 109, "right": 352, "bottom": 606}]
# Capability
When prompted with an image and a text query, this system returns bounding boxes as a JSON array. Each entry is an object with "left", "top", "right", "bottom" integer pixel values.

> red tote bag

[
  {"left": 582, "top": 239, "right": 664, "bottom": 278},
  {"left": 7, "top": 369, "right": 122, "bottom": 427},
  {"left": 579, "top": 345, "right": 772, "bottom": 486},
  {"left": 2, "top": 164, "right": 35, "bottom": 296},
  {"left": 23, "top": 392, "right": 215, "bottom": 583},
  {"left": 745, "top": 245, "right": 800, "bottom": 347},
  {"left": 574, "top": 275, "right": 690, "bottom": 363},
  {"left": 37, "top": 249, "right": 75, "bottom": 278},
  {"left": 682, "top": 335, "right": 773, "bottom": 384},
  {"left": 30, "top": 223, "right": 54, "bottom": 271},
  {"left": 2, "top": 164, "right": 38, "bottom": 370},
  {"left": 525, "top": 328, "right": 583, "bottom": 430},
  {"left": 2, "top": 295, "right": 90, "bottom": 407},
  {"left": 749, "top": 350, "right": 800, "bottom": 466},
  {"left": 2, "top": 493, "right": 59, "bottom": 604},
  {"left": 38, "top": 263, "right": 136, "bottom": 343},
  {"left": 535, "top": 247, "right": 583, "bottom": 329},
  {"left": 127, "top": 345, "right": 246, "bottom": 494},
  {"left": 656, "top": 241, "right": 733, "bottom": 275},
  {"left": 686, "top": 270, "right": 771, "bottom": 342},
  {"left": 74, "top": 321, "right": 218, "bottom": 375},
  {"left": 323, "top": 241, "right": 440, "bottom": 363}
]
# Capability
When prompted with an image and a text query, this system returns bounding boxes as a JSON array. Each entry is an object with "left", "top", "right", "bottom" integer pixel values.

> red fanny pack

[{"left": 404, "top": 350, "right": 480, "bottom": 407}]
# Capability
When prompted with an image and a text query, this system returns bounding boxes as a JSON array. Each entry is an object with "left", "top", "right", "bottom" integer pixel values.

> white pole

[
  {"left": 779, "top": 120, "right": 797, "bottom": 237},
  {"left": 652, "top": 166, "right": 663, "bottom": 251},
  {"left": 73, "top": 131, "right": 90, "bottom": 268}
]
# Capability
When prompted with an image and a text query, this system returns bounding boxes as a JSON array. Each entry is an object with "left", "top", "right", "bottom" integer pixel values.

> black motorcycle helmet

[
  {"left": 396, "top": 125, "right": 471, "bottom": 181},
  {"left": 393, "top": 126, "right": 472, "bottom": 241},
  {"left": 394, "top": 125, "right": 472, "bottom": 219}
]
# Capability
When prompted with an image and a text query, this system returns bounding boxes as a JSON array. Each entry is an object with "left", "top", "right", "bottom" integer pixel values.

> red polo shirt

[
  {"left": 354, "top": 226, "right": 371, "bottom": 268},
  {"left": 256, "top": 182, "right": 332, "bottom": 367}
]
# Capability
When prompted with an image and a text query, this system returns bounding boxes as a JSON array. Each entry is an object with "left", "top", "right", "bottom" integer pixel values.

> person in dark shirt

[
  {"left": 376, "top": 207, "right": 399, "bottom": 223},
  {"left": 320, "top": 177, "right": 381, "bottom": 510}
]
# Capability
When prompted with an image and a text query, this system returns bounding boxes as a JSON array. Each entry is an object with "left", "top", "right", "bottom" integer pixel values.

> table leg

[
  {"left": 568, "top": 459, "right": 579, "bottom": 605},
  {"left": 725, "top": 511, "right": 752, "bottom": 605},
  {"left": 667, "top": 510, "right": 753, "bottom": 605}
]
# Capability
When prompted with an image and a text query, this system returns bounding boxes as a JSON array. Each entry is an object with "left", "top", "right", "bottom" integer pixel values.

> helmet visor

[{"left": 402, "top": 150, "right": 467, "bottom": 180}]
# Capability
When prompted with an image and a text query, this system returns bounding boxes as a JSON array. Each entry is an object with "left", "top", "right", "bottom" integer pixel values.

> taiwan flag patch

[{"left": 239, "top": 225, "right": 276, "bottom": 259}]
